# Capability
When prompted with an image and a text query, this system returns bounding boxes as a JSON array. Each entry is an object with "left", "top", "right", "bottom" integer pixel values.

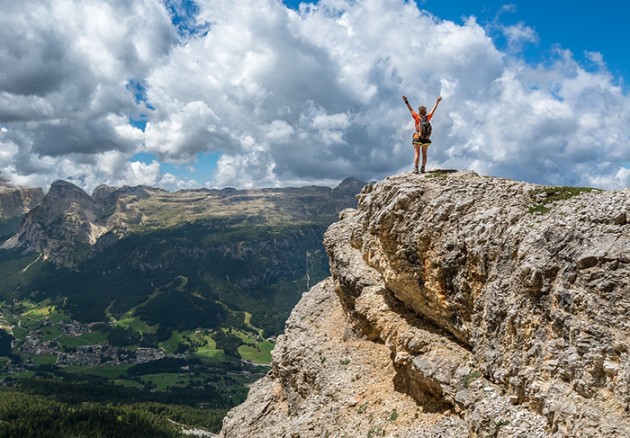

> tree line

[{"left": 0, "top": 390, "right": 227, "bottom": 437}]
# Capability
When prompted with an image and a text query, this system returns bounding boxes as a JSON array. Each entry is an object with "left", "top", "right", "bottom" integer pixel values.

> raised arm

[
  {"left": 428, "top": 96, "right": 443, "bottom": 117},
  {"left": 402, "top": 95, "right": 414, "bottom": 114}
]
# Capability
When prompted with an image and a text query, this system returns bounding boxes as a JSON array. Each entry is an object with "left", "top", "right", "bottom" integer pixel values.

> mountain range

[{"left": 0, "top": 176, "right": 365, "bottom": 336}]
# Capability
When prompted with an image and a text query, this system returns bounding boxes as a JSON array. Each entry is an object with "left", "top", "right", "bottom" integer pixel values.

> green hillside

[{"left": 1, "top": 217, "right": 329, "bottom": 336}]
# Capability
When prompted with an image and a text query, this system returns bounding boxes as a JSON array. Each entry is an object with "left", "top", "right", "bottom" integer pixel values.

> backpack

[{"left": 419, "top": 116, "right": 432, "bottom": 140}]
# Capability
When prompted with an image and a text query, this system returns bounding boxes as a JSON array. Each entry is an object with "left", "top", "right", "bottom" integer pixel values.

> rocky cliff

[
  {"left": 0, "top": 182, "right": 44, "bottom": 237},
  {"left": 221, "top": 171, "right": 630, "bottom": 437},
  {"left": 1, "top": 180, "right": 113, "bottom": 266},
  {"left": 0, "top": 183, "right": 44, "bottom": 219}
]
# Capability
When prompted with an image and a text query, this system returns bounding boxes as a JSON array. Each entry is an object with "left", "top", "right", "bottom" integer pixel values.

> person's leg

[
  {"left": 421, "top": 144, "right": 429, "bottom": 172},
  {"left": 413, "top": 143, "right": 420, "bottom": 172}
]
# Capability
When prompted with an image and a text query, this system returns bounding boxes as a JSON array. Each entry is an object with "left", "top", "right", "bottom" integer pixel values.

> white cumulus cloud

[{"left": 0, "top": 0, "right": 628, "bottom": 192}]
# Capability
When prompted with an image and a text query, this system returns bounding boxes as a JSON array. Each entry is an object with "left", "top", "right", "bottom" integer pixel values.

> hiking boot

[
  {"left": 413, "top": 167, "right": 419, "bottom": 174},
  {"left": 420, "top": 166, "right": 425, "bottom": 174}
]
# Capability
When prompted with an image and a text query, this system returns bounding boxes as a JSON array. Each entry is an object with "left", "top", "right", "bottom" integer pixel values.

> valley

[{"left": 0, "top": 295, "right": 270, "bottom": 434}]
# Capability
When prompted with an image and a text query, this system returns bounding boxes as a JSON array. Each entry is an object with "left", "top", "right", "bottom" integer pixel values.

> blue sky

[
  {"left": 419, "top": 0, "right": 630, "bottom": 82},
  {"left": 284, "top": 0, "right": 630, "bottom": 82},
  {"left": 1, "top": 0, "right": 629, "bottom": 192}
]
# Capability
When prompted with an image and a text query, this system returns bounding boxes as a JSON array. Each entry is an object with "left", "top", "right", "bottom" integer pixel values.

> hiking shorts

[{"left": 412, "top": 133, "right": 431, "bottom": 146}]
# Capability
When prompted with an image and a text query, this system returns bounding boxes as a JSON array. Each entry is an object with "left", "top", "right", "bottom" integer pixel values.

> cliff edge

[{"left": 221, "top": 171, "right": 630, "bottom": 437}]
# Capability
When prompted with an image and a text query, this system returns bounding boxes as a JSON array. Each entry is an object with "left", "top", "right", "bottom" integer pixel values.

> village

[{"left": 1, "top": 310, "right": 185, "bottom": 374}]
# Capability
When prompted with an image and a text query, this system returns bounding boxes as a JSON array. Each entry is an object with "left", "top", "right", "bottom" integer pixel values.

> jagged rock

[{"left": 221, "top": 171, "right": 630, "bottom": 437}]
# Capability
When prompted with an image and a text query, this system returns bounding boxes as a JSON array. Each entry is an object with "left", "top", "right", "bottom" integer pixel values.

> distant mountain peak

[
  {"left": 50, "top": 179, "right": 82, "bottom": 190},
  {"left": 332, "top": 176, "right": 366, "bottom": 198}
]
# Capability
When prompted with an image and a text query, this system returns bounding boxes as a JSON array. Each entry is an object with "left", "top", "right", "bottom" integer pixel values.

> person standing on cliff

[{"left": 402, "top": 95, "right": 442, "bottom": 174}]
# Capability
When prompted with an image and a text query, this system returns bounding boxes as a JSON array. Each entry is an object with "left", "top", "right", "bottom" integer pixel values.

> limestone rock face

[
  {"left": 221, "top": 171, "right": 630, "bottom": 437},
  {"left": 1, "top": 180, "right": 110, "bottom": 266},
  {"left": 0, "top": 182, "right": 44, "bottom": 238},
  {"left": 0, "top": 183, "right": 44, "bottom": 219}
]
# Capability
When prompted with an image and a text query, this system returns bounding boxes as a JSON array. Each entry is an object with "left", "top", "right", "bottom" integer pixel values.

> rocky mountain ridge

[
  {"left": 1, "top": 177, "right": 366, "bottom": 268},
  {"left": 221, "top": 171, "right": 630, "bottom": 437}
]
